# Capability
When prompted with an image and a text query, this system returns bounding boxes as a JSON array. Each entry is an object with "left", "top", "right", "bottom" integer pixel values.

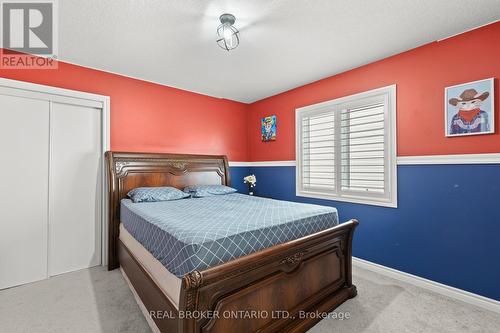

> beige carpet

[{"left": 0, "top": 265, "right": 499, "bottom": 333}]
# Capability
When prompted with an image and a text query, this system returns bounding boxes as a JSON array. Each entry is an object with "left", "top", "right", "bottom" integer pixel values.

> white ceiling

[{"left": 59, "top": 0, "right": 500, "bottom": 103}]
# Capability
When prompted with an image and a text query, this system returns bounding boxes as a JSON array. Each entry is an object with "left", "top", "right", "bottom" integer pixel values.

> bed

[{"left": 106, "top": 152, "right": 358, "bottom": 333}]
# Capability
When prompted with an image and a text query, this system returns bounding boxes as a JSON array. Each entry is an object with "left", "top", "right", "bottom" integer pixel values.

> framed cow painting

[{"left": 445, "top": 78, "right": 494, "bottom": 137}]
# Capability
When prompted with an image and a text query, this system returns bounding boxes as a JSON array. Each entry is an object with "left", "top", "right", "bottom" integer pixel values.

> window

[{"left": 296, "top": 85, "right": 397, "bottom": 207}]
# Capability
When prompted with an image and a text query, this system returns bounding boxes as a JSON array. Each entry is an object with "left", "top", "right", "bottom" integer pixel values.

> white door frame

[{"left": 0, "top": 77, "right": 111, "bottom": 267}]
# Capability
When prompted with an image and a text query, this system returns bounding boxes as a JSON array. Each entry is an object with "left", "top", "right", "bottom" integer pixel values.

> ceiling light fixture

[{"left": 216, "top": 13, "right": 239, "bottom": 51}]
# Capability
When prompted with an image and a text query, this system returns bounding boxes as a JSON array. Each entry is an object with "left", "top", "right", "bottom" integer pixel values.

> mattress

[
  {"left": 120, "top": 193, "right": 339, "bottom": 278},
  {"left": 119, "top": 223, "right": 181, "bottom": 309}
]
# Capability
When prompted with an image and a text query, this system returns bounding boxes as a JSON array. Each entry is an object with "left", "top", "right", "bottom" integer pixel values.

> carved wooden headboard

[{"left": 105, "top": 151, "right": 230, "bottom": 270}]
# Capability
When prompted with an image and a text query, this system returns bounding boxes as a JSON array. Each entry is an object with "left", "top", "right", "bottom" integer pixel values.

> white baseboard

[{"left": 352, "top": 257, "right": 500, "bottom": 314}]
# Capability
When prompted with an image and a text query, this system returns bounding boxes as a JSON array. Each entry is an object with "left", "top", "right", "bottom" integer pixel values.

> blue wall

[
  {"left": 229, "top": 166, "right": 251, "bottom": 194},
  {"left": 239, "top": 164, "right": 500, "bottom": 301}
]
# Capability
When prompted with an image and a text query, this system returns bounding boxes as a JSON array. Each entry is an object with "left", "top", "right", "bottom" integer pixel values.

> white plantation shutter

[
  {"left": 296, "top": 85, "right": 397, "bottom": 207},
  {"left": 340, "top": 103, "right": 385, "bottom": 194},
  {"left": 301, "top": 111, "right": 335, "bottom": 192}
]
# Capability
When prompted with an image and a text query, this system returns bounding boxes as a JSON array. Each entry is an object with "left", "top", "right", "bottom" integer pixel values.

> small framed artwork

[
  {"left": 261, "top": 115, "right": 277, "bottom": 141},
  {"left": 445, "top": 78, "right": 494, "bottom": 137}
]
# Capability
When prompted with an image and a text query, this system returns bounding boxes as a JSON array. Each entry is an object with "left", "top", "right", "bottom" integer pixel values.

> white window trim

[{"left": 295, "top": 85, "right": 397, "bottom": 208}]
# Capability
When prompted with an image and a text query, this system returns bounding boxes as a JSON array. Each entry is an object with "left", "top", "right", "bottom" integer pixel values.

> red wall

[
  {"left": 0, "top": 59, "right": 249, "bottom": 161},
  {"left": 2, "top": 22, "right": 499, "bottom": 163},
  {"left": 247, "top": 22, "right": 500, "bottom": 161}
]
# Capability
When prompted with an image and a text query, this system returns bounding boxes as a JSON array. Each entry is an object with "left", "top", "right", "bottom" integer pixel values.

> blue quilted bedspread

[{"left": 120, "top": 193, "right": 338, "bottom": 277}]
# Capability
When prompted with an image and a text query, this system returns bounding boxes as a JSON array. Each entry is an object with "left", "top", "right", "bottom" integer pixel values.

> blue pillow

[
  {"left": 183, "top": 185, "right": 237, "bottom": 198},
  {"left": 127, "top": 186, "right": 190, "bottom": 203}
]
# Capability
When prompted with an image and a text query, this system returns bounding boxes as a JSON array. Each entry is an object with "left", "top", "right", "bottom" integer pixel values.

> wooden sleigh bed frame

[{"left": 106, "top": 151, "right": 358, "bottom": 333}]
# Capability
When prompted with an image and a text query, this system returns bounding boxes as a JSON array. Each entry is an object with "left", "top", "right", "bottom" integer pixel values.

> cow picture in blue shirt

[{"left": 449, "top": 88, "right": 490, "bottom": 135}]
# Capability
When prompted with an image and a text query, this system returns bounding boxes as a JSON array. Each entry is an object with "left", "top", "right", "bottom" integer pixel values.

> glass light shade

[{"left": 216, "top": 14, "right": 239, "bottom": 51}]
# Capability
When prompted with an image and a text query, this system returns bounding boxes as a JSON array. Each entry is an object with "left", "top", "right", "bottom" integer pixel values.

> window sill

[{"left": 296, "top": 190, "right": 397, "bottom": 208}]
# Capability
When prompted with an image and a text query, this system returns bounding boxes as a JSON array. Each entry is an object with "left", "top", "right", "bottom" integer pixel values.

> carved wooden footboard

[
  {"left": 107, "top": 152, "right": 358, "bottom": 333},
  {"left": 179, "top": 219, "right": 358, "bottom": 333}
]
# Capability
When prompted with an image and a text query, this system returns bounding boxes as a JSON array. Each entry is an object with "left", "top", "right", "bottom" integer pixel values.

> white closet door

[
  {"left": 0, "top": 95, "right": 50, "bottom": 289},
  {"left": 49, "top": 102, "right": 102, "bottom": 276}
]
